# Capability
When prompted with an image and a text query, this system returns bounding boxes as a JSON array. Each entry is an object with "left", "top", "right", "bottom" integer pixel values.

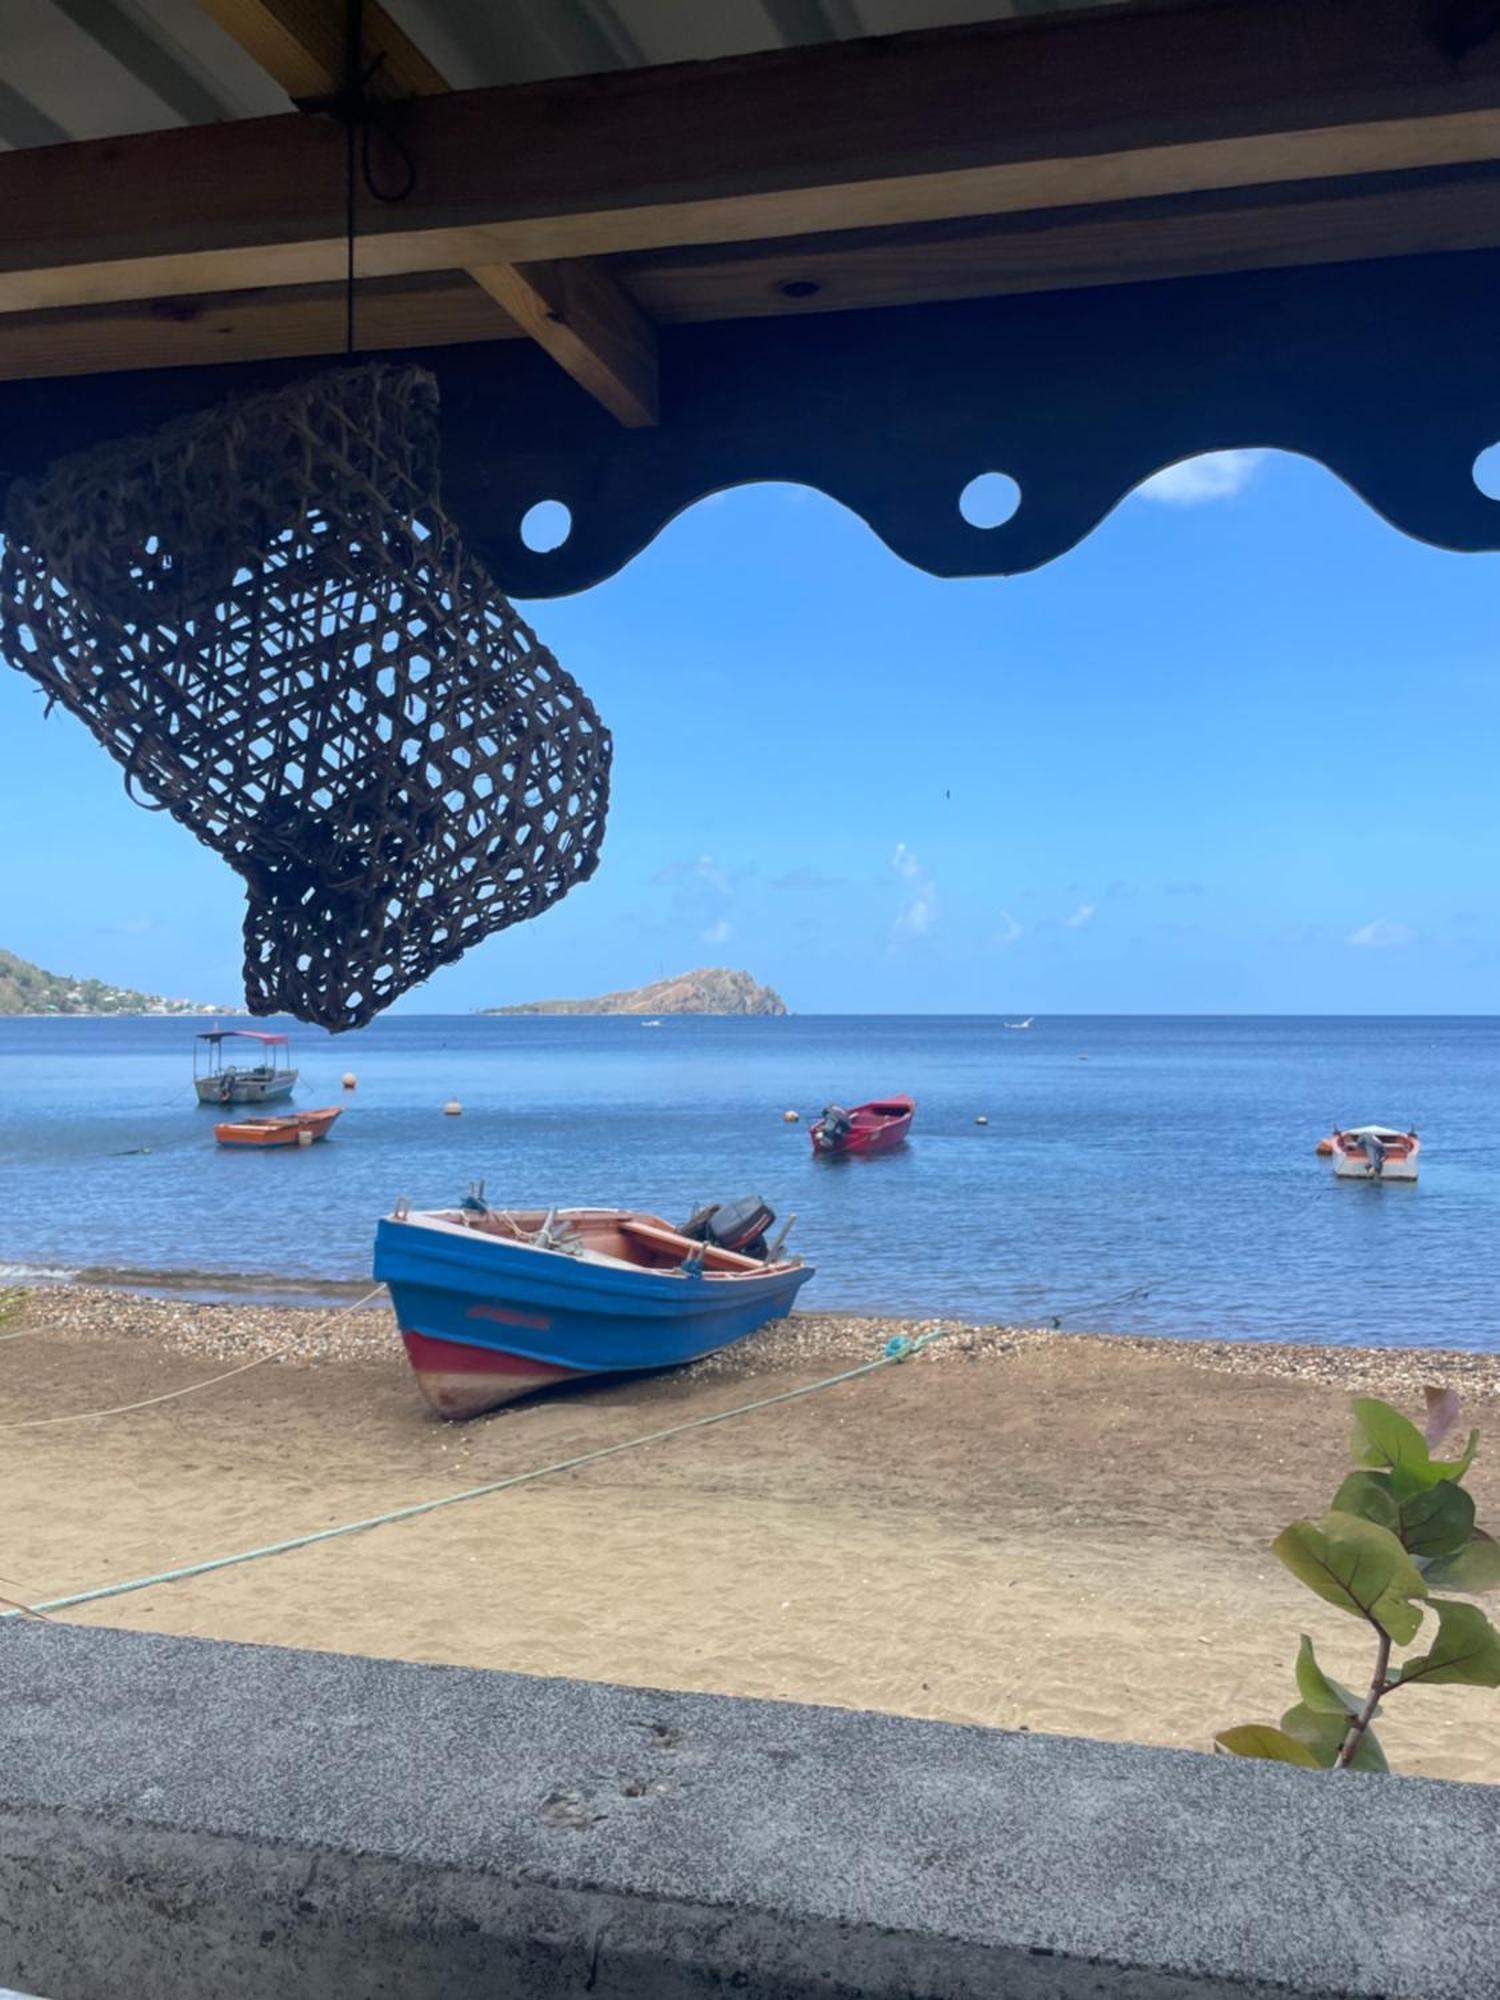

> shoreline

[{"left": 7, "top": 1281, "right": 1500, "bottom": 1398}]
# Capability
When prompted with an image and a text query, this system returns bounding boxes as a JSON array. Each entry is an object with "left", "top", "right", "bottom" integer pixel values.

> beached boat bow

[{"left": 374, "top": 1201, "right": 813, "bottom": 1417}]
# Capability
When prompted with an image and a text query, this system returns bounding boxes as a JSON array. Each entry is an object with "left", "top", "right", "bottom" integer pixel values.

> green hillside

[{"left": 0, "top": 949, "right": 219, "bottom": 1017}]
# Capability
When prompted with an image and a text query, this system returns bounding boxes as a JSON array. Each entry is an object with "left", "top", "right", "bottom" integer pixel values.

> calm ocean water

[{"left": 0, "top": 1013, "right": 1495, "bottom": 1349}]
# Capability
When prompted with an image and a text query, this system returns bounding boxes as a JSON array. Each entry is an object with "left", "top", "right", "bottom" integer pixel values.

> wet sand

[{"left": 3, "top": 1287, "right": 1499, "bottom": 1784}]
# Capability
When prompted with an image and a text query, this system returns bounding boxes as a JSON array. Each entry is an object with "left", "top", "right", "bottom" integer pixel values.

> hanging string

[
  {"left": 345, "top": 0, "right": 359, "bottom": 357},
  {"left": 290, "top": 0, "right": 418, "bottom": 359}
]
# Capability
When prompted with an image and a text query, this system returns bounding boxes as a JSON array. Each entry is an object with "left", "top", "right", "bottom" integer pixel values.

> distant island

[
  {"left": 0, "top": 948, "right": 221, "bottom": 1017},
  {"left": 484, "top": 967, "right": 787, "bottom": 1017}
]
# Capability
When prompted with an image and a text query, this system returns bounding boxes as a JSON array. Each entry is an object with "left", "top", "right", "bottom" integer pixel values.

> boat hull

[
  {"left": 1333, "top": 1155, "right": 1420, "bottom": 1182},
  {"left": 375, "top": 1213, "right": 814, "bottom": 1418},
  {"left": 215, "top": 1107, "right": 341, "bottom": 1147},
  {"left": 196, "top": 1070, "right": 297, "bottom": 1106}
]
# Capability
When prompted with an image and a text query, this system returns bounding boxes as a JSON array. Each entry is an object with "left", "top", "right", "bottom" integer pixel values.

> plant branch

[{"left": 1335, "top": 1624, "right": 1393, "bottom": 1770}]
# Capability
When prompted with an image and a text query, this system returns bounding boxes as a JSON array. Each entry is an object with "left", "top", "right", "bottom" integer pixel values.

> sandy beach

[{"left": 3, "top": 1284, "right": 1499, "bottom": 1785}]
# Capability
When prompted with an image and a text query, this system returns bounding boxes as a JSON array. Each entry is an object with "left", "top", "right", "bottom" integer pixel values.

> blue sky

[{"left": 2, "top": 448, "right": 1496, "bottom": 1013}]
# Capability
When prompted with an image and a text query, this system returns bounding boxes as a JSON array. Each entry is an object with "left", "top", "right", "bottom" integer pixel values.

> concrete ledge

[{"left": 1, "top": 1623, "right": 1497, "bottom": 1999}]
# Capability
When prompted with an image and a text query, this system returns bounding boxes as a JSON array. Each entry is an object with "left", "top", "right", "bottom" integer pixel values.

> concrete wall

[{"left": 1, "top": 1622, "right": 1497, "bottom": 2000}]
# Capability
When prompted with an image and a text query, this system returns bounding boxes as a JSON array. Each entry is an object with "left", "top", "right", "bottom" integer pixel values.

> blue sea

[{"left": 0, "top": 1014, "right": 1494, "bottom": 1349}]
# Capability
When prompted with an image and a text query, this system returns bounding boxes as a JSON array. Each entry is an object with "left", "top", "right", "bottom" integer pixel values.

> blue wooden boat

[{"left": 373, "top": 1201, "right": 813, "bottom": 1418}]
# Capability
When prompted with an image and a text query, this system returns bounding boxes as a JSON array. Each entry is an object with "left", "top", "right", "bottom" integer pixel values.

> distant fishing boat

[
  {"left": 215, "top": 1107, "right": 342, "bottom": 1149},
  {"left": 641, "top": 1018, "right": 663, "bottom": 1028},
  {"left": 1326, "top": 1126, "right": 1420, "bottom": 1182},
  {"left": 374, "top": 1196, "right": 812, "bottom": 1417},
  {"left": 810, "top": 1096, "right": 915, "bottom": 1157},
  {"left": 194, "top": 1028, "right": 297, "bottom": 1105},
  {"left": 1004, "top": 1017, "right": 1034, "bottom": 1030}
]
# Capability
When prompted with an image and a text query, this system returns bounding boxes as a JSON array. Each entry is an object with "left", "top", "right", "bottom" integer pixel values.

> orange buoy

[
  {"left": 1316, "top": 1136, "right": 1335, "bottom": 1156},
  {"left": 783, "top": 1109, "right": 800, "bottom": 1123},
  {"left": 342, "top": 1072, "right": 357, "bottom": 1090}
]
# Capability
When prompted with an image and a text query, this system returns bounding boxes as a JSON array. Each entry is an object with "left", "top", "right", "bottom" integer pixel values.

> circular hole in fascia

[
  {"left": 780, "top": 278, "right": 821, "bottom": 300},
  {"left": 521, "top": 500, "right": 573, "bottom": 552},
  {"left": 958, "top": 471, "right": 1021, "bottom": 530},
  {"left": 1473, "top": 443, "right": 1500, "bottom": 500}
]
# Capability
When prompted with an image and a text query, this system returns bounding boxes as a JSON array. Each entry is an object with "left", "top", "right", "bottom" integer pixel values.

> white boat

[
  {"left": 1004, "top": 1016, "right": 1034, "bottom": 1030},
  {"left": 193, "top": 1028, "right": 298, "bottom": 1106},
  {"left": 1328, "top": 1126, "right": 1420, "bottom": 1182},
  {"left": 641, "top": 1018, "right": 663, "bottom": 1028}
]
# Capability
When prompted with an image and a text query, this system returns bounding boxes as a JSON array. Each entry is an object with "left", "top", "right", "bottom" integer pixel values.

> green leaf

[
  {"left": 1294, "top": 1634, "right": 1360, "bottom": 1715},
  {"left": 1351, "top": 1398, "right": 1432, "bottom": 1488},
  {"left": 1279, "top": 1702, "right": 1389, "bottom": 1774},
  {"left": 1395, "top": 1600, "right": 1500, "bottom": 1689},
  {"left": 1423, "top": 1531, "right": 1500, "bottom": 1596},
  {"left": 1430, "top": 1429, "right": 1480, "bottom": 1485},
  {"left": 1330, "top": 1471, "right": 1398, "bottom": 1532},
  {"left": 1398, "top": 1481, "right": 1475, "bottom": 1558},
  {"left": 1273, "top": 1511, "right": 1428, "bottom": 1643},
  {"left": 1214, "top": 1724, "right": 1323, "bottom": 1768}
]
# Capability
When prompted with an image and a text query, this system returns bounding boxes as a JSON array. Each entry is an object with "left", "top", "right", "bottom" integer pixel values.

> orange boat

[{"left": 215, "top": 1107, "right": 343, "bottom": 1149}]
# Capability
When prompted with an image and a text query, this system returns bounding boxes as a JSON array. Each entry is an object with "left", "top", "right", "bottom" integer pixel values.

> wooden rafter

[
  {"left": 191, "top": 0, "right": 658, "bottom": 425},
  {"left": 0, "top": 0, "right": 1498, "bottom": 385}
]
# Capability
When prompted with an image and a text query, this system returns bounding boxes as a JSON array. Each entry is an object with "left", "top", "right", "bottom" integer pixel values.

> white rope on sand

[
  {"left": 0, "top": 1285, "right": 386, "bottom": 1431},
  {"left": 1, "top": 1329, "right": 957, "bottom": 1620}
]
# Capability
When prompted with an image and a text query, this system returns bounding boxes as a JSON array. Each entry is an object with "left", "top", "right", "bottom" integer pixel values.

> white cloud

[
  {"left": 655, "top": 854, "right": 732, "bottom": 895},
  {"left": 1064, "top": 903, "right": 1096, "bottom": 929},
  {"left": 993, "top": 912, "right": 1023, "bottom": 946},
  {"left": 701, "top": 919, "right": 733, "bottom": 946},
  {"left": 894, "top": 885, "right": 937, "bottom": 939},
  {"left": 1348, "top": 918, "right": 1414, "bottom": 949},
  {"left": 890, "top": 844, "right": 938, "bottom": 941},
  {"left": 1136, "top": 450, "right": 1267, "bottom": 506}
]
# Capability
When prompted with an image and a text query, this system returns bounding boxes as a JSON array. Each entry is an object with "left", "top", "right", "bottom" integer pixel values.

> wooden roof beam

[
  {"left": 191, "top": 0, "right": 658, "bottom": 424},
  {"left": 1, "top": 0, "right": 1498, "bottom": 325}
]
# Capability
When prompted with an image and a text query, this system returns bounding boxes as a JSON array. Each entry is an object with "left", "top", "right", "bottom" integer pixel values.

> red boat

[{"left": 810, "top": 1096, "right": 915, "bottom": 1157}]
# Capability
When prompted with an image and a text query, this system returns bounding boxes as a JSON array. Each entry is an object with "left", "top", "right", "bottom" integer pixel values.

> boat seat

[{"left": 618, "top": 1217, "right": 765, "bottom": 1273}]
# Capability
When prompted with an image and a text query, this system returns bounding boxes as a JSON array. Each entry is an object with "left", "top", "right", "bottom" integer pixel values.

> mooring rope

[
  {"left": 0, "top": 1286, "right": 387, "bottom": 1431},
  {"left": 0, "top": 1327, "right": 956, "bottom": 1621}
]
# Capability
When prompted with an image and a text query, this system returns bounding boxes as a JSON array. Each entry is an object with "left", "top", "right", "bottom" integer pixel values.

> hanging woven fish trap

[{"left": 0, "top": 363, "right": 611, "bottom": 1031}]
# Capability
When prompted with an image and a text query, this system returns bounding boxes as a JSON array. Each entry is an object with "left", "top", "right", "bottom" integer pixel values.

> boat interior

[{"left": 429, "top": 1209, "right": 787, "bottom": 1277}]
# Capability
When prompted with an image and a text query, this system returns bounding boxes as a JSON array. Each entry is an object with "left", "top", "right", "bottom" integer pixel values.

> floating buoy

[
  {"left": 783, "top": 1109, "right": 800, "bottom": 1123},
  {"left": 342, "top": 1072, "right": 357, "bottom": 1090},
  {"left": 296, "top": 1128, "right": 314, "bottom": 1148},
  {"left": 444, "top": 1099, "right": 463, "bottom": 1116},
  {"left": 975, "top": 1114, "right": 989, "bottom": 1126},
  {"left": 1316, "top": 1136, "right": 1335, "bottom": 1157}
]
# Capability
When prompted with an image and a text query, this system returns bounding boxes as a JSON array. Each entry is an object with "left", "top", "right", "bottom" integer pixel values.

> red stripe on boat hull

[{"left": 400, "top": 1327, "right": 584, "bottom": 1419}]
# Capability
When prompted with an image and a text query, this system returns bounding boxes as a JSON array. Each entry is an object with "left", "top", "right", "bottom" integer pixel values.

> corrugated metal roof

[{"left": 0, "top": 0, "right": 1139, "bottom": 147}]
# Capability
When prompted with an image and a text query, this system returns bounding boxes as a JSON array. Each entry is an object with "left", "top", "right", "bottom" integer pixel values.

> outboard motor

[
  {"left": 679, "top": 1196, "right": 777, "bottom": 1261},
  {"left": 812, "top": 1104, "right": 853, "bottom": 1150}
]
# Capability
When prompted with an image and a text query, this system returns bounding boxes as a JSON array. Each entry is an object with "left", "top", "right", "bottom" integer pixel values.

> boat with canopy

[{"left": 193, "top": 1028, "right": 297, "bottom": 1106}]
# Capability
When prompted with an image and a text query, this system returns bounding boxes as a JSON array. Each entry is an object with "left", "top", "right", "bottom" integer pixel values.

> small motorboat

[
  {"left": 374, "top": 1194, "right": 812, "bottom": 1417},
  {"left": 1326, "top": 1125, "right": 1420, "bottom": 1182},
  {"left": 810, "top": 1096, "right": 915, "bottom": 1157},
  {"left": 1004, "top": 1017, "right": 1034, "bottom": 1030},
  {"left": 195, "top": 1028, "right": 297, "bottom": 1105},
  {"left": 215, "top": 1107, "right": 342, "bottom": 1148}
]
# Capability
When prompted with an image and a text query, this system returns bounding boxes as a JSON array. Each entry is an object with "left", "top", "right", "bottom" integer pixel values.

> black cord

[{"left": 288, "top": 0, "right": 417, "bottom": 359}]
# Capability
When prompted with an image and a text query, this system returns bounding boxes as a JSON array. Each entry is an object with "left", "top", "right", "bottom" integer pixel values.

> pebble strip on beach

[{"left": 5, "top": 1283, "right": 1500, "bottom": 1402}]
